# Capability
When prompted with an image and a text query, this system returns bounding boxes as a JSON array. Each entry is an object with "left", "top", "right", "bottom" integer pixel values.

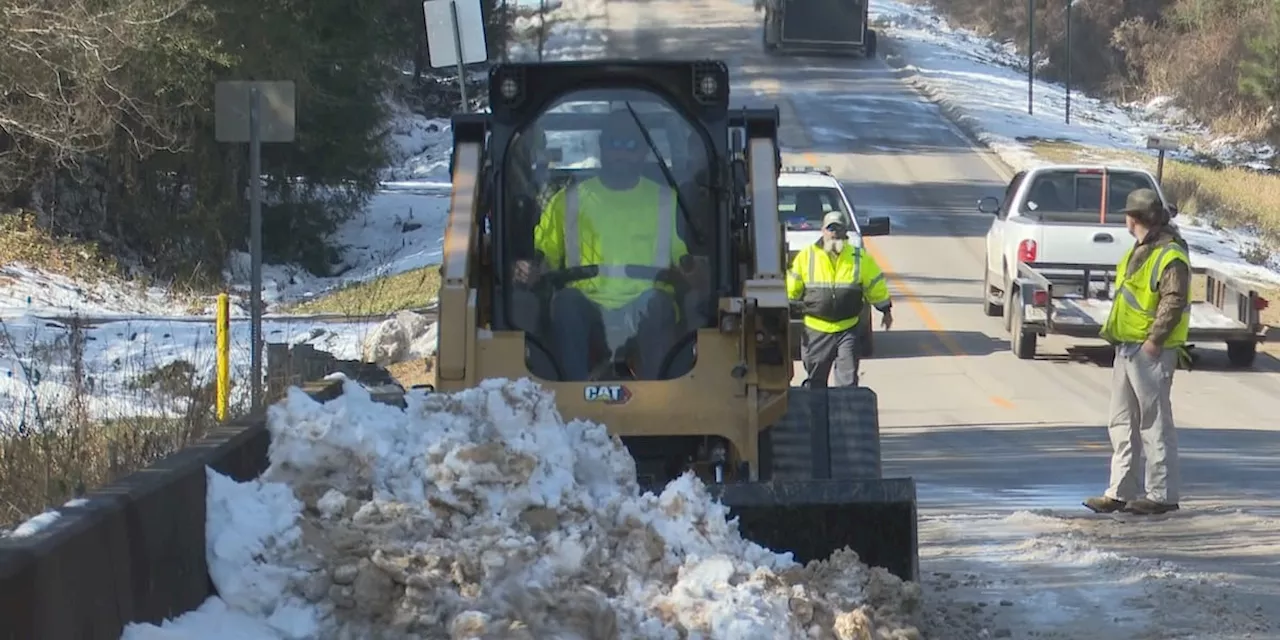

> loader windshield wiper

[{"left": 623, "top": 101, "right": 705, "bottom": 247}]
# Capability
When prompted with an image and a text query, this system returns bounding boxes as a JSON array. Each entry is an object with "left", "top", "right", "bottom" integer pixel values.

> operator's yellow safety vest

[
  {"left": 1100, "top": 242, "right": 1191, "bottom": 348},
  {"left": 534, "top": 177, "right": 687, "bottom": 309},
  {"left": 786, "top": 244, "right": 891, "bottom": 333}
]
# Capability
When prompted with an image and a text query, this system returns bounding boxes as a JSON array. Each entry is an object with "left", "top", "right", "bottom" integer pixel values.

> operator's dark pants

[
  {"left": 552, "top": 288, "right": 678, "bottom": 380},
  {"left": 802, "top": 324, "right": 859, "bottom": 388}
]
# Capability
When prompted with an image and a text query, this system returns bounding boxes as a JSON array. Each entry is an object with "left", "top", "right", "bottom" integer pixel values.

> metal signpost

[
  {"left": 424, "top": 0, "right": 489, "bottom": 113},
  {"left": 1146, "top": 135, "right": 1178, "bottom": 185},
  {"left": 214, "top": 80, "right": 297, "bottom": 412},
  {"left": 1065, "top": 0, "right": 1072, "bottom": 124}
]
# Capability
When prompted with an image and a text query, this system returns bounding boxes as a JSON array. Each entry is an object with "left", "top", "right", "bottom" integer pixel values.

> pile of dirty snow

[{"left": 121, "top": 378, "right": 922, "bottom": 640}]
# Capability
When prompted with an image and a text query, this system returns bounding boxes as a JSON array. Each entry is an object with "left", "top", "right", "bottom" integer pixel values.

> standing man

[
  {"left": 1084, "top": 188, "right": 1189, "bottom": 516},
  {"left": 786, "top": 211, "right": 893, "bottom": 387}
]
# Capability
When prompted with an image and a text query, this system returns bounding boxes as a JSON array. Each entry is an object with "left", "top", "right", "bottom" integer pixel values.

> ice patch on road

[
  {"left": 119, "top": 378, "right": 924, "bottom": 639},
  {"left": 916, "top": 509, "right": 1273, "bottom": 639}
]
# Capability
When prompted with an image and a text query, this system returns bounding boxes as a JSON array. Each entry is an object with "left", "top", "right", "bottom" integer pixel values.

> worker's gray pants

[
  {"left": 802, "top": 325, "right": 859, "bottom": 388},
  {"left": 1105, "top": 344, "right": 1181, "bottom": 504},
  {"left": 552, "top": 288, "right": 677, "bottom": 381}
]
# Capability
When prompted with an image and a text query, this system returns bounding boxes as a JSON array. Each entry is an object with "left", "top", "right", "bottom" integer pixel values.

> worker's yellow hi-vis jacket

[
  {"left": 1100, "top": 241, "right": 1191, "bottom": 348},
  {"left": 534, "top": 177, "right": 689, "bottom": 309},
  {"left": 787, "top": 242, "right": 892, "bottom": 333}
]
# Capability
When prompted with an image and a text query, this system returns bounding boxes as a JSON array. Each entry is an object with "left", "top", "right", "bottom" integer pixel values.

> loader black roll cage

[{"left": 454, "top": 60, "right": 780, "bottom": 382}]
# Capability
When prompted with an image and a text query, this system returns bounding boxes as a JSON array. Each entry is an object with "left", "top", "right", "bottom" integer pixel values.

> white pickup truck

[
  {"left": 979, "top": 164, "right": 1172, "bottom": 323},
  {"left": 978, "top": 164, "right": 1270, "bottom": 366}
]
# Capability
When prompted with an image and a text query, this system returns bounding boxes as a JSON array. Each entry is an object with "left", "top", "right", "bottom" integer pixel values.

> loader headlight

[{"left": 698, "top": 75, "right": 718, "bottom": 98}]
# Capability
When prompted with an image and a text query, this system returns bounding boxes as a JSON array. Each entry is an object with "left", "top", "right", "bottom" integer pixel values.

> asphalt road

[{"left": 605, "top": 0, "right": 1280, "bottom": 637}]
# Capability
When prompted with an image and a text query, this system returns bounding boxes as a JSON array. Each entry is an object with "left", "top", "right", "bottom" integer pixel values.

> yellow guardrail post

[{"left": 216, "top": 293, "right": 230, "bottom": 421}]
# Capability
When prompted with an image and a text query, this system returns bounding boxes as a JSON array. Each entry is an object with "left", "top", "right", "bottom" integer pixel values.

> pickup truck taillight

[
  {"left": 1255, "top": 297, "right": 1270, "bottom": 311},
  {"left": 1017, "top": 239, "right": 1037, "bottom": 263}
]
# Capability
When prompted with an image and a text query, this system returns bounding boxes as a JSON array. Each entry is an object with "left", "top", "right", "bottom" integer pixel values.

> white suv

[{"left": 778, "top": 166, "right": 891, "bottom": 358}]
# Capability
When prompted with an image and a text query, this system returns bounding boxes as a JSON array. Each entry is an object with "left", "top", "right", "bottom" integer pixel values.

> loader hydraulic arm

[{"left": 437, "top": 116, "right": 488, "bottom": 385}]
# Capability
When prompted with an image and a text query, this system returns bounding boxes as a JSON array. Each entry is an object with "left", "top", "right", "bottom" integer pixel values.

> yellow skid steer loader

[{"left": 433, "top": 59, "right": 917, "bottom": 580}]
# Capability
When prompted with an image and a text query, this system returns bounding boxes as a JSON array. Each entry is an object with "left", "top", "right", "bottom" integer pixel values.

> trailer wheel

[
  {"left": 1226, "top": 340, "right": 1257, "bottom": 368},
  {"left": 981, "top": 263, "right": 1002, "bottom": 317},
  {"left": 865, "top": 29, "right": 878, "bottom": 58},
  {"left": 1011, "top": 292, "right": 1037, "bottom": 359}
]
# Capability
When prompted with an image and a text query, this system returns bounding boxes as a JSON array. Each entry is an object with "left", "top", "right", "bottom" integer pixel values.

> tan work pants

[{"left": 1105, "top": 344, "right": 1181, "bottom": 504}]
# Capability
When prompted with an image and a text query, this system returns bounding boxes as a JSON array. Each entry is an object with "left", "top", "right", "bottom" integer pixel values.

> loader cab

[{"left": 484, "top": 62, "right": 734, "bottom": 383}]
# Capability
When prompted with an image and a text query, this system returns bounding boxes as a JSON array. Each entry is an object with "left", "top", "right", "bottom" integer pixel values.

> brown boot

[
  {"left": 1126, "top": 498, "right": 1179, "bottom": 515},
  {"left": 1083, "top": 496, "right": 1127, "bottom": 513}
]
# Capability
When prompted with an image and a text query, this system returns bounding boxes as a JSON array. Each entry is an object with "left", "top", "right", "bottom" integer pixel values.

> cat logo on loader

[{"left": 584, "top": 385, "right": 632, "bottom": 405}]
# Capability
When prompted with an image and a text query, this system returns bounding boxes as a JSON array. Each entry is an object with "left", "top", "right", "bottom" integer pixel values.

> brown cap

[
  {"left": 822, "top": 211, "right": 847, "bottom": 229},
  {"left": 1120, "top": 188, "right": 1163, "bottom": 218}
]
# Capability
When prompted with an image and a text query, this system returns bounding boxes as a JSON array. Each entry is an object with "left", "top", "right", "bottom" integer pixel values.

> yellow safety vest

[
  {"left": 534, "top": 177, "right": 688, "bottom": 309},
  {"left": 1100, "top": 242, "right": 1191, "bottom": 347},
  {"left": 786, "top": 244, "right": 891, "bottom": 333}
]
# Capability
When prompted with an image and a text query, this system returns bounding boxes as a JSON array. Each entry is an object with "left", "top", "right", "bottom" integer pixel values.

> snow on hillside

[{"left": 871, "top": 0, "right": 1280, "bottom": 285}]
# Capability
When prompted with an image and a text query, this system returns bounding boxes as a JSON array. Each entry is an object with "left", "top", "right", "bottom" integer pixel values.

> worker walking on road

[
  {"left": 786, "top": 211, "right": 893, "bottom": 388},
  {"left": 1085, "top": 188, "right": 1189, "bottom": 516}
]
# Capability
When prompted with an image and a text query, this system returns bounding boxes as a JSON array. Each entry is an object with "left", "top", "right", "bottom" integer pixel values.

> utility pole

[{"left": 1027, "top": 0, "right": 1034, "bottom": 115}]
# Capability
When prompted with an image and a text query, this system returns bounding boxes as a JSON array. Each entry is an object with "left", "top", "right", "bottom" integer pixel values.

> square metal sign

[
  {"left": 423, "top": 0, "right": 489, "bottom": 68},
  {"left": 215, "top": 81, "right": 297, "bottom": 143}
]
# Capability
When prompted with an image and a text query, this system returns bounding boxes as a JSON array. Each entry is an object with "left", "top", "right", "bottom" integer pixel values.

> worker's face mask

[{"left": 823, "top": 224, "right": 847, "bottom": 252}]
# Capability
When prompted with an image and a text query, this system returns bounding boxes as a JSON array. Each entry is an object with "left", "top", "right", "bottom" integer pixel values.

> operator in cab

[
  {"left": 787, "top": 211, "right": 893, "bottom": 387},
  {"left": 1085, "top": 188, "right": 1189, "bottom": 517},
  {"left": 513, "top": 109, "right": 697, "bottom": 381}
]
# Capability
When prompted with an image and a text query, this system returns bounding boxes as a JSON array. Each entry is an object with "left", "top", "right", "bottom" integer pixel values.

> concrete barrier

[{"left": 0, "top": 379, "right": 345, "bottom": 640}]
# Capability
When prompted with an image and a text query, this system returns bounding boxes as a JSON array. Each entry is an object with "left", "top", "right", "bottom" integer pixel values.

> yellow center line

[{"left": 799, "top": 152, "right": 1015, "bottom": 409}]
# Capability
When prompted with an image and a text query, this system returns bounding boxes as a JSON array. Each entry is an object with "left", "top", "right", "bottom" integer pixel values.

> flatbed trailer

[{"left": 1007, "top": 261, "right": 1270, "bottom": 367}]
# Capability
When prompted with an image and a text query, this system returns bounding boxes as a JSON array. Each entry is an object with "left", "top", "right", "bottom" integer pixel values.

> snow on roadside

[
  {"left": 870, "top": 0, "right": 1280, "bottom": 286},
  {"left": 0, "top": 264, "right": 196, "bottom": 318},
  {"left": 118, "top": 379, "right": 923, "bottom": 639},
  {"left": 914, "top": 510, "right": 1273, "bottom": 639},
  {"left": 0, "top": 314, "right": 383, "bottom": 434}
]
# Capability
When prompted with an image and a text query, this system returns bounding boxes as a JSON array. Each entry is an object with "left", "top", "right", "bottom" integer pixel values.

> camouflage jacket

[{"left": 1124, "top": 225, "right": 1191, "bottom": 345}]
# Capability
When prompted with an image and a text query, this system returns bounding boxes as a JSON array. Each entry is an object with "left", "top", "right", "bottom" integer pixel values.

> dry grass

[
  {"left": 283, "top": 265, "right": 442, "bottom": 316},
  {"left": 387, "top": 357, "right": 436, "bottom": 388},
  {"left": 0, "top": 210, "right": 120, "bottom": 282}
]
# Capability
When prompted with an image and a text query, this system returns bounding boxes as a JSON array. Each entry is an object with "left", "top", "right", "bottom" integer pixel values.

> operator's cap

[
  {"left": 822, "top": 211, "right": 847, "bottom": 229},
  {"left": 1119, "top": 188, "right": 1162, "bottom": 216}
]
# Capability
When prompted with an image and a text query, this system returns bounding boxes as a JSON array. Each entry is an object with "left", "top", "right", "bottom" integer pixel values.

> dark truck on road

[{"left": 759, "top": 0, "right": 878, "bottom": 57}]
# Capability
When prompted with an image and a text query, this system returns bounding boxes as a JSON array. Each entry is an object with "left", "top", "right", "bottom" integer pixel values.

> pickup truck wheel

[
  {"left": 1226, "top": 340, "right": 1257, "bottom": 368},
  {"left": 1011, "top": 291, "right": 1037, "bottom": 359},
  {"left": 981, "top": 265, "right": 1002, "bottom": 317}
]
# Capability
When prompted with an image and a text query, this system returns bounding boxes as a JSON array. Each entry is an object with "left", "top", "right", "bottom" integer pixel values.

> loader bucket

[
  {"left": 708, "top": 478, "right": 918, "bottom": 581},
  {"left": 713, "top": 387, "right": 919, "bottom": 582}
]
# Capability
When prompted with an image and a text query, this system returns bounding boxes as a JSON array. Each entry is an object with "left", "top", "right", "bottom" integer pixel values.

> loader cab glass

[{"left": 503, "top": 87, "right": 715, "bottom": 384}]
